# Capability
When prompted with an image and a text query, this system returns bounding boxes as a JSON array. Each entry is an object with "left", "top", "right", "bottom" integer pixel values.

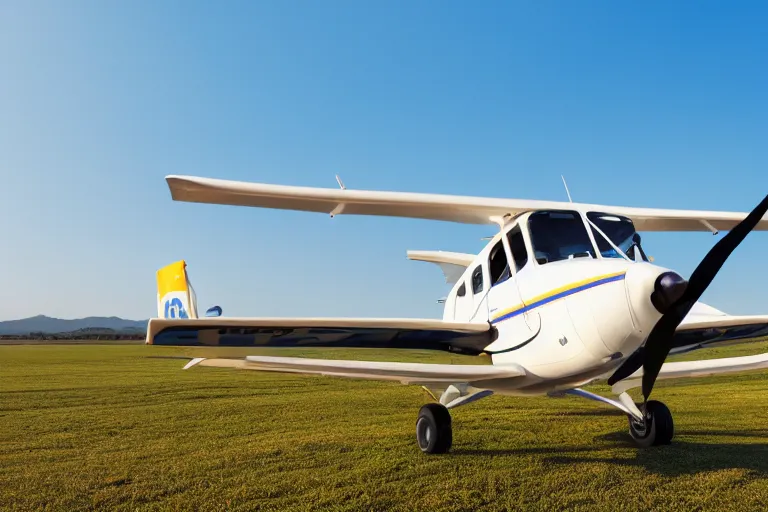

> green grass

[{"left": 1, "top": 342, "right": 768, "bottom": 511}]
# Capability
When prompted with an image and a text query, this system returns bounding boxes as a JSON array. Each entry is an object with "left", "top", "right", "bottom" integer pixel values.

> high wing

[
  {"left": 146, "top": 317, "right": 495, "bottom": 356},
  {"left": 166, "top": 175, "right": 768, "bottom": 232},
  {"left": 181, "top": 355, "right": 525, "bottom": 385}
]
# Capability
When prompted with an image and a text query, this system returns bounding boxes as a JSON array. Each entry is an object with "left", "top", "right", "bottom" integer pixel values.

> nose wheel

[
  {"left": 628, "top": 400, "right": 674, "bottom": 447},
  {"left": 416, "top": 403, "right": 452, "bottom": 454}
]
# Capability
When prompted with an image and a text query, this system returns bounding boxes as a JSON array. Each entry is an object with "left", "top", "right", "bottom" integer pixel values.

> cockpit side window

[
  {"left": 507, "top": 224, "right": 528, "bottom": 272},
  {"left": 488, "top": 240, "right": 508, "bottom": 285},
  {"left": 528, "top": 210, "right": 595, "bottom": 264},
  {"left": 587, "top": 212, "right": 648, "bottom": 262},
  {"left": 488, "top": 224, "right": 529, "bottom": 285}
]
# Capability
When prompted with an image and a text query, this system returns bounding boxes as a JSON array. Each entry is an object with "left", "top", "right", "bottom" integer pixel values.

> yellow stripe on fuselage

[{"left": 491, "top": 271, "right": 627, "bottom": 323}]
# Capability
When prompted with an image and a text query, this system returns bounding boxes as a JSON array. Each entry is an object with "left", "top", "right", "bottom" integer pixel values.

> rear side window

[{"left": 471, "top": 266, "right": 483, "bottom": 294}]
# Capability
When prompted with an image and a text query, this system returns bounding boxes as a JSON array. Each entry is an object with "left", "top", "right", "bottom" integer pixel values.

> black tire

[
  {"left": 416, "top": 403, "right": 452, "bottom": 454},
  {"left": 628, "top": 400, "right": 674, "bottom": 447}
]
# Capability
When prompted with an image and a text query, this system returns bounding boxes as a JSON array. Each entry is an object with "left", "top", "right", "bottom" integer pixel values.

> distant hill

[{"left": 0, "top": 315, "right": 148, "bottom": 335}]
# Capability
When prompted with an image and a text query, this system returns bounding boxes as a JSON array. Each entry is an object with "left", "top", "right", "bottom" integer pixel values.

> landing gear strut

[
  {"left": 628, "top": 400, "right": 674, "bottom": 447},
  {"left": 416, "top": 403, "right": 452, "bottom": 454}
]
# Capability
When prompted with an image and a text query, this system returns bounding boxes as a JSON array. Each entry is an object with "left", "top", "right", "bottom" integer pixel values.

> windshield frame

[
  {"left": 585, "top": 211, "right": 648, "bottom": 262},
  {"left": 523, "top": 209, "right": 650, "bottom": 266}
]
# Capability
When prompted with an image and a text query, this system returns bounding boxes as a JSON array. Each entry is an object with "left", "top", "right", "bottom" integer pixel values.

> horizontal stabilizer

[
  {"left": 407, "top": 250, "right": 475, "bottom": 285},
  {"left": 184, "top": 355, "right": 525, "bottom": 385},
  {"left": 146, "top": 317, "right": 494, "bottom": 355}
]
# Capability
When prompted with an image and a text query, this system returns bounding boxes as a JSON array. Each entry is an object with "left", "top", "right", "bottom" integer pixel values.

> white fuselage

[{"left": 441, "top": 209, "right": 672, "bottom": 395}]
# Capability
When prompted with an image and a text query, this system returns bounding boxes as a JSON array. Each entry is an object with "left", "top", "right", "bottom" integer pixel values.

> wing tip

[{"left": 183, "top": 357, "right": 207, "bottom": 370}]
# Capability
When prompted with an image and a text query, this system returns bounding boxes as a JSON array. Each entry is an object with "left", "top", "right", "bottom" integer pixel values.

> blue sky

[{"left": 1, "top": 1, "right": 767, "bottom": 321}]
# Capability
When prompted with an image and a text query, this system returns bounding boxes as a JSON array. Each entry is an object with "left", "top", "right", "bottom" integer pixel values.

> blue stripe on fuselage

[{"left": 491, "top": 272, "right": 626, "bottom": 325}]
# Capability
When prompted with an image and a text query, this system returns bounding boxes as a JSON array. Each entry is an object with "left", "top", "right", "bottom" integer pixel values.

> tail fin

[{"left": 156, "top": 260, "right": 198, "bottom": 319}]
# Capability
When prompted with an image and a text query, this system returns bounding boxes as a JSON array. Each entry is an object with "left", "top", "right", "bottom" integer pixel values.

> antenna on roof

[
  {"left": 336, "top": 175, "right": 346, "bottom": 190},
  {"left": 561, "top": 175, "right": 573, "bottom": 202}
]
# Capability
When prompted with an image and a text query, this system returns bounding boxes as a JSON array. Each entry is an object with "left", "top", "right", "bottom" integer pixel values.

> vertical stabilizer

[{"left": 156, "top": 260, "right": 198, "bottom": 319}]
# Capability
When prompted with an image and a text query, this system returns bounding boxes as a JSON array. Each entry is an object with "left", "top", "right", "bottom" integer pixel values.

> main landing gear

[
  {"left": 413, "top": 388, "right": 675, "bottom": 453},
  {"left": 415, "top": 385, "right": 493, "bottom": 454},
  {"left": 627, "top": 400, "right": 675, "bottom": 447},
  {"left": 416, "top": 403, "right": 453, "bottom": 454}
]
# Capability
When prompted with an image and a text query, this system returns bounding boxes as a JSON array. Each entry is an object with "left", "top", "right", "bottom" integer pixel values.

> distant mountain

[{"left": 0, "top": 315, "right": 148, "bottom": 335}]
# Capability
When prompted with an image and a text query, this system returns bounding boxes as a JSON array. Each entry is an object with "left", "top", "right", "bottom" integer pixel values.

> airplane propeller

[{"left": 608, "top": 192, "right": 768, "bottom": 402}]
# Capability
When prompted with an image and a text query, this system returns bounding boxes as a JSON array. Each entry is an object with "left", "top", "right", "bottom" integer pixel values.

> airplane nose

[
  {"left": 623, "top": 263, "right": 683, "bottom": 335},
  {"left": 650, "top": 271, "right": 688, "bottom": 314}
]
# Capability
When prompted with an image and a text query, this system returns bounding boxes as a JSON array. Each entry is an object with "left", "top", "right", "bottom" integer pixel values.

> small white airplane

[{"left": 147, "top": 174, "right": 768, "bottom": 454}]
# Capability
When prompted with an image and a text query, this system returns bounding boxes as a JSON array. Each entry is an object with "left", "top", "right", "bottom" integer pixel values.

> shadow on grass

[
  {"left": 452, "top": 442, "right": 628, "bottom": 457},
  {"left": 676, "top": 428, "right": 768, "bottom": 439},
  {"left": 548, "top": 409, "right": 625, "bottom": 417},
  {"left": 456, "top": 430, "right": 768, "bottom": 476}
]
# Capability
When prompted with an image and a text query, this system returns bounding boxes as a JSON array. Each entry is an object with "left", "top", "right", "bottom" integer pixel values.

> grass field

[{"left": 1, "top": 342, "right": 767, "bottom": 511}]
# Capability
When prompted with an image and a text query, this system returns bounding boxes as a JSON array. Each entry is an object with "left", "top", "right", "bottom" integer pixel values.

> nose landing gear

[{"left": 628, "top": 400, "right": 674, "bottom": 447}]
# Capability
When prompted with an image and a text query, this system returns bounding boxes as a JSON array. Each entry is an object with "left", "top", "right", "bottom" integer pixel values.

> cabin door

[
  {"left": 453, "top": 264, "right": 488, "bottom": 322},
  {"left": 483, "top": 224, "right": 542, "bottom": 351}
]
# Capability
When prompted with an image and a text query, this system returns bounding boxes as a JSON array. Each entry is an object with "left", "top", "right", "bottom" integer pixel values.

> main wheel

[
  {"left": 416, "top": 403, "right": 452, "bottom": 454},
  {"left": 628, "top": 400, "right": 674, "bottom": 447}
]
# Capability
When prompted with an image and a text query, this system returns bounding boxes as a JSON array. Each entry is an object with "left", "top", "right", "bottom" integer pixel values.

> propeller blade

[{"left": 640, "top": 192, "right": 768, "bottom": 401}]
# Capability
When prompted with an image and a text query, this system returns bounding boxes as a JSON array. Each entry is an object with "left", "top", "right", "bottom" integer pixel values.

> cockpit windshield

[
  {"left": 586, "top": 212, "right": 649, "bottom": 262},
  {"left": 527, "top": 210, "right": 595, "bottom": 264}
]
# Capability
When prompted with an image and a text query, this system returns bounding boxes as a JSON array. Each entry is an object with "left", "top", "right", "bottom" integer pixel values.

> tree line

[{"left": 0, "top": 330, "right": 146, "bottom": 341}]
